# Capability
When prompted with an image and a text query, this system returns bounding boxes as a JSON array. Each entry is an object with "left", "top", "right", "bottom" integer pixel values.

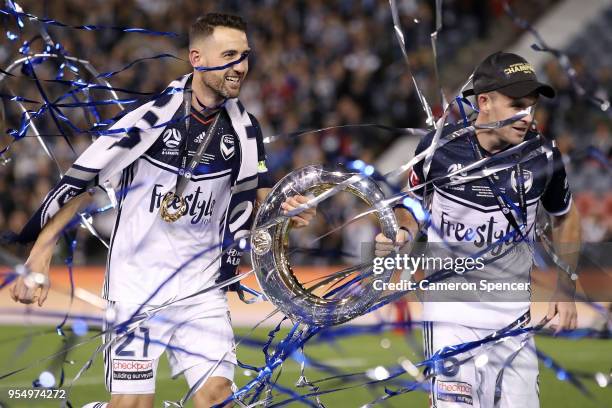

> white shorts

[
  {"left": 423, "top": 319, "right": 539, "bottom": 408},
  {"left": 103, "top": 294, "right": 236, "bottom": 395}
]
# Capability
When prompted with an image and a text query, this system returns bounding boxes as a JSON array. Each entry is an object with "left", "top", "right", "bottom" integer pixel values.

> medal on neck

[
  {"left": 160, "top": 191, "right": 188, "bottom": 222},
  {"left": 159, "top": 81, "right": 224, "bottom": 222}
]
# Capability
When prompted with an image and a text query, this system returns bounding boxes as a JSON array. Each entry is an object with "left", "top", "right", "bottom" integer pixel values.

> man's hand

[
  {"left": 546, "top": 301, "right": 577, "bottom": 334},
  {"left": 10, "top": 248, "right": 52, "bottom": 306},
  {"left": 281, "top": 195, "right": 316, "bottom": 228},
  {"left": 8, "top": 187, "right": 91, "bottom": 307},
  {"left": 375, "top": 230, "right": 409, "bottom": 257}
]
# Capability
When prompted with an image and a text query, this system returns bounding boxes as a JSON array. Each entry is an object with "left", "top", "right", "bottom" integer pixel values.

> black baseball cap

[{"left": 463, "top": 52, "right": 555, "bottom": 99}]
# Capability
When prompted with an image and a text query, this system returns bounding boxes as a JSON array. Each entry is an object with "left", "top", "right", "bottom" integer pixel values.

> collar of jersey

[{"left": 190, "top": 106, "right": 220, "bottom": 125}]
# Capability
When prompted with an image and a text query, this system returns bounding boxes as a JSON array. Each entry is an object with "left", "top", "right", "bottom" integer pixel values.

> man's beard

[{"left": 202, "top": 74, "right": 236, "bottom": 99}]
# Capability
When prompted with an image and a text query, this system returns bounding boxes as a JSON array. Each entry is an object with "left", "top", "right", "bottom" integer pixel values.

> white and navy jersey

[
  {"left": 105, "top": 107, "right": 269, "bottom": 306},
  {"left": 410, "top": 123, "right": 572, "bottom": 329},
  {"left": 17, "top": 75, "right": 266, "bottom": 305}
]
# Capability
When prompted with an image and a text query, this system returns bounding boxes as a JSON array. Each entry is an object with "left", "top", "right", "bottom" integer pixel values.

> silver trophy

[{"left": 251, "top": 165, "right": 399, "bottom": 326}]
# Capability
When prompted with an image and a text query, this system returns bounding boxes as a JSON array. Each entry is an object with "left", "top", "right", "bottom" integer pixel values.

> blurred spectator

[{"left": 0, "top": 0, "right": 609, "bottom": 266}]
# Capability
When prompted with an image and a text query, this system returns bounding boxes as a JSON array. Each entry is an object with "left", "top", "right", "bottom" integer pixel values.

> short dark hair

[{"left": 189, "top": 13, "right": 247, "bottom": 46}]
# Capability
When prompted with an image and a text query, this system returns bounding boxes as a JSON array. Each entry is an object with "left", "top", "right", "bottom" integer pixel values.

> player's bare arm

[
  {"left": 546, "top": 202, "right": 581, "bottom": 332},
  {"left": 10, "top": 192, "right": 93, "bottom": 306}
]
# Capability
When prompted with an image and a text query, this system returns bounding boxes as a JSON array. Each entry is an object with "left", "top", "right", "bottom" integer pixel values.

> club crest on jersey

[
  {"left": 220, "top": 134, "right": 235, "bottom": 160},
  {"left": 162, "top": 128, "right": 182, "bottom": 155},
  {"left": 511, "top": 169, "right": 533, "bottom": 193}
]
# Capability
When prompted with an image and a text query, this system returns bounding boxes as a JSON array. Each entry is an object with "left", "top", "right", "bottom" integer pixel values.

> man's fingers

[
  {"left": 375, "top": 234, "right": 392, "bottom": 244},
  {"left": 20, "top": 284, "right": 36, "bottom": 304},
  {"left": 15, "top": 279, "right": 41, "bottom": 304},
  {"left": 302, "top": 208, "right": 316, "bottom": 218},
  {"left": 281, "top": 196, "right": 317, "bottom": 230},
  {"left": 17, "top": 282, "right": 28, "bottom": 302},
  {"left": 291, "top": 216, "right": 308, "bottom": 227},
  {"left": 287, "top": 197, "right": 302, "bottom": 208},
  {"left": 375, "top": 231, "right": 396, "bottom": 257},
  {"left": 563, "top": 304, "right": 578, "bottom": 332},
  {"left": 546, "top": 302, "right": 557, "bottom": 321},
  {"left": 395, "top": 231, "right": 407, "bottom": 245},
  {"left": 376, "top": 243, "right": 395, "bottom": 250},
  {"left": 375, "top": 248, "right": 395, "bottom": 257},
  {"left": 10, "top": 280, "right": 18, "bottom": 301},
  {"left": 282, "top": 196, "right": 314, "bottom": 211},
  {"left": 568, "top": 308, "right": 578, "bottom": 331},
  {"left": 375, "top": 245, "right": 395, "bottom": 255},
  {"left": 557, "top": 306, "right": 576, "bottom": 333},
  {"left": 38, "top": 283, "right": 50, "bottom": 307},
  {"left": 284, "top": 195, "right": 317, "bottom": 228},
  {"left": 298, "top": 209, "right": 315, "bottom": 222},
  {"left": 294, "top": 195, "right": 310, "bottom": 204},
  {"left": 557, "top": 310, "right": 570, "bottom": 333},
  {"left": 281, "top": 200, "right": 302, "bottom": 214},
  {"left": 569, "top": 314, "right": 577, "bottom": 331}
]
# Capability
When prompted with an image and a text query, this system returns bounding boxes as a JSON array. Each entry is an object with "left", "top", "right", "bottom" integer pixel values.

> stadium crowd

[{"left": 0, "top": 0, "right": 609, "bottom": 264}]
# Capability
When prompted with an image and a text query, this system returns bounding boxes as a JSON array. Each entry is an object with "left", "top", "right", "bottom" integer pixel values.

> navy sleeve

[
  {"left": 541, "top": 145, "right": 572, "bottom": 215},
  {"left": 249, "top": 114, "right": 273, "bottom": 189}
]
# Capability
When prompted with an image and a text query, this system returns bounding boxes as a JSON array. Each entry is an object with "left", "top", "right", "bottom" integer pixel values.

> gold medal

[{"left": 160, "top": 192, "right": 187, "bottom": 222}]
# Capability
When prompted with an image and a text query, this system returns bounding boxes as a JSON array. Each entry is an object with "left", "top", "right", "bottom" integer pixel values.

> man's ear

[
  {"left": 477, "top": 94, "right": 490, "bottom": 113},
  {"left": 189, "top": 48, "right": 201, "bottom": 68}
]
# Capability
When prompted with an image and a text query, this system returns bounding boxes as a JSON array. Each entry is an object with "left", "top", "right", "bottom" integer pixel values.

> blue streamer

[
  {"left": 22, "top": 57, "right": 77, "bottom": 153},
  {"left": 503, "top": 1, "right": 610, "bottom": 113},
  {"left": 0, "top": 7, "right": 179, "bottom": 38},
  {"left": 96, "top": 53, "right": 184, "bottom": 78}
]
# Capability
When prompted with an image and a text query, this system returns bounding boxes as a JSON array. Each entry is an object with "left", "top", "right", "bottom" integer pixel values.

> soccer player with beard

[
  {"left": 11, "top": 13, "right": 314, "bottom": 408},
  {"left": 375, "top": 52, "right": 581, "bottom": 407}
]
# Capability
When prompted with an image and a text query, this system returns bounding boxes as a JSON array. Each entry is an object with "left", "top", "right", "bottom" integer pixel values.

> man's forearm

[
  {"left": 31, "top": 192, "right": 93, "bottom": 255},
  {"left": 395, "top": 207, "right": 420, "bottom": 240},
  {"left": 550, "top": 202, "right": 581, "bottom": 298}
]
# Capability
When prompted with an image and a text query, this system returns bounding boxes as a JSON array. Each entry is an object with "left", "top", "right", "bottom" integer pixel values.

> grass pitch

[{"left": 0, "top": 325, "right": 609, "bottom": 407}]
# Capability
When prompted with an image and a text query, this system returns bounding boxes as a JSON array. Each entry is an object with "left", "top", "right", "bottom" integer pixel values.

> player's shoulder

[
  {"left": 246, "top": 112, "right": 266, "bottom": 145},
  {"left": 523, "top": 127, "right": 558, "bottom": 155},
  {"left": 416, "top": 122, "right": 472, "bottom": 153},
  {"left": 247, "top": 112, "right": 262, "bottom": 129}
]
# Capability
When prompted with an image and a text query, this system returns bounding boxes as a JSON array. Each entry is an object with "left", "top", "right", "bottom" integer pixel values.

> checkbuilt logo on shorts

[
  {"left": 437, "top": 381, "right": 473, "bottom": 405},
  {"left": 112, "top": 359, "right": 154, "bottom": 381}
]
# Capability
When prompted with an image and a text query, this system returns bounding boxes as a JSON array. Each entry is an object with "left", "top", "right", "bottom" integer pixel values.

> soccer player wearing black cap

[
  {"left": 376, "top": 52, "right": 581, "bottom": 407},
  {"left": 464, "top": 52, "right": 556, "bottom": 152}
]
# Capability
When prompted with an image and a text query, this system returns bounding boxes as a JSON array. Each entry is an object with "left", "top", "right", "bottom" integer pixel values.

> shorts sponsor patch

[
  {"left": 112, "top": 359, "right": 154, "bottom": 381},
  {"left": 436, "top": 380, "right": 473, "bottom": 405}
]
